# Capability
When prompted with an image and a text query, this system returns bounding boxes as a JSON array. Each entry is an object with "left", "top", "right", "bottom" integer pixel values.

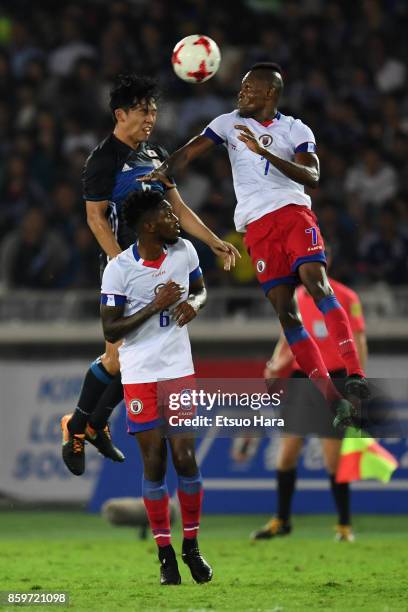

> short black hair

[
  {"left": 109, "top": 74, "right": 160, "bottom": 121},
  {"left": 250, "top": 62, "right": 284, "bottom": 92},
  {"left": 122, "top": 189, "right": 165, "bottom": 231},
  {"left": 251, "top": 62, "right": 283, "bottom": 75}
]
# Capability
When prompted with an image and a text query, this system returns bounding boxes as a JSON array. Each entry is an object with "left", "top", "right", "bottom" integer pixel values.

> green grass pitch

[{"left": 0, "top": 512, "right": 407, "bottom": 611}]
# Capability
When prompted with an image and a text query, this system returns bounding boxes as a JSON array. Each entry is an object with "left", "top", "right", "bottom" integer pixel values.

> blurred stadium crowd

[{"left": 0, "top": 0, "right": 407, "bottom": 290}]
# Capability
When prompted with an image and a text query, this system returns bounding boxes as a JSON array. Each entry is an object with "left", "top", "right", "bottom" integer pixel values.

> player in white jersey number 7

[
  {"left": 140, "top": 62, "right": 369, "bottom": 428},
  {"left": 100, "top": 190, "right": 212, "bottom": 586}
]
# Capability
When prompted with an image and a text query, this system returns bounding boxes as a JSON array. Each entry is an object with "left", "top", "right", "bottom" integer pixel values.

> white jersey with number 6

[
  {"left": 101, "top": 238, "right": 202, "bottom": 384},
  {"left": 203, "top": 110, "right": 316, "bottom": 232}
]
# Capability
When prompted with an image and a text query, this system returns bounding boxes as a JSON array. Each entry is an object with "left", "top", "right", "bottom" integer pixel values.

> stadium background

[{"left": 1, "top": 0, "right": 408, "bottom": 517}]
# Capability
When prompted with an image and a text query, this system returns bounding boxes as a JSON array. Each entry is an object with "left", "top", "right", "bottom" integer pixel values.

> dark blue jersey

[{"left": 82, "top": 134, "right": 172, "bottom": 250}]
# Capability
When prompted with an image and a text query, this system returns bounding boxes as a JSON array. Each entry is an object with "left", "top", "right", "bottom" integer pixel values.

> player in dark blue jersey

[{"left": 61, "top": 74, "right": 239, "bottom": 476}]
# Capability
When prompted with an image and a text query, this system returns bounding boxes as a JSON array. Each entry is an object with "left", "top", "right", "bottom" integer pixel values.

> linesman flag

[{"left": 336, "top": 428, "right": 398, "bottom": 483}]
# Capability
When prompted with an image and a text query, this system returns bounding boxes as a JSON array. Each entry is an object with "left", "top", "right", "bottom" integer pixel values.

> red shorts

[
  {"left": 244, "top": 205, "right": 326, "bottom": 294},
  {"left": 123, "top": 375, "right": 196, "bottom": 433}
]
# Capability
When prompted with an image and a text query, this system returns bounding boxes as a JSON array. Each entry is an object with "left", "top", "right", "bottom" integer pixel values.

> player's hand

[
  {"left": 209, "top": 239, "right": 241, "bottom": 271},
  {"left": 234, "top": 124, "right": 265, "bottom": 155},
  {"left": 172, "top": 301, "right": 197, "bottom": 327},
  {"left": 152, "top": 281, "right": 185, "bottom": 311},
  {"left": 138, "top": 167, "right": 174, "bottom": 189}
]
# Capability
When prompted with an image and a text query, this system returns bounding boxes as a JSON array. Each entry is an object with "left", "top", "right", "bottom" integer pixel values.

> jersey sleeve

[
  {"left": 100, "top": 259, "right": 127, "bottom": 306},
  {"left": 345, "top": 291, "right": 366, "bottom": 333},
  {"left": 290, "top": 119, "right": 317, "bottom": 154},
  {"left": 184, "top": 240, "right": 203, "bottom": 282},
  {"left": 82, "top": 150, "right": 116, "bottom": 202},
  {"left": 201, "top": 113, "right": 230, "bottom": 145}
]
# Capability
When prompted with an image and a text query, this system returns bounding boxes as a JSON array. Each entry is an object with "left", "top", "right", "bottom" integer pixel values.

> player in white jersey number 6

[
  {"left": 140, "top": 62, "right": 369, "bottom": 428},
  {"left": 100, "top": 189, "right": 212, "bottom": 586}
]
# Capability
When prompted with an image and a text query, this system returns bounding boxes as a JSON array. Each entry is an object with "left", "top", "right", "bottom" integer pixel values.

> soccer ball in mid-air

[{"left": 172, "top": 35, "right": 221, "bottom": 83}]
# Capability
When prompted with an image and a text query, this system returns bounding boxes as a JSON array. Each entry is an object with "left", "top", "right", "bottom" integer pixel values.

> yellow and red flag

[{"left": 336, "top": 428, "right": 398, "bottom": 483}]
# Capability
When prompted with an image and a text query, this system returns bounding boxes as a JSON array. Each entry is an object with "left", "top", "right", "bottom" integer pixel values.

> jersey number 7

[{"left": 305, "top": 226, "right": 318, "bottom": 246}]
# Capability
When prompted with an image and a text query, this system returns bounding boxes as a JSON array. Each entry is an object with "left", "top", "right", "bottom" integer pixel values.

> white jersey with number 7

[{"left": 203, "top": 110, "right": 317, "bottom": 232}]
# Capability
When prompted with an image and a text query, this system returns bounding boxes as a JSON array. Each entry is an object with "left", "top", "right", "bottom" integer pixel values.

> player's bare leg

[
  {"left": 169, "top": 435, "right": 213, "bottom": 583},
  {"left": 136, "top": 428, "right": 181, "bottom": 585},
  {"left": 297, "top": 262, "right": 369, "bottom": 401},
  {"left": 265, "top": 284, "right": 355, "bottom": 428},
  {"left": 251, "top": 435, "right": 303, "bottom": 540},
  {"left": 101, "top": 340, "right": 121, "bottom": 375},
  {"left": 322, "top": 438, "right": 354, "bottom": 542}
]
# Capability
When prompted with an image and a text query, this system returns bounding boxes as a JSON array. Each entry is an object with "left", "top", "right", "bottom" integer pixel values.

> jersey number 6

[{"left": 160, "top": 309, "right": 170, "bottom": 327}]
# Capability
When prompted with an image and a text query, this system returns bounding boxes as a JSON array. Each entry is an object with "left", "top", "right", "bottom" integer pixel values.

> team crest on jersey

[
  {"left": 259, "top": 134, "right": 273, "bottom": 147},
  {"left": 129, "top": 399, "right": 143, "bottom": 415},
  {"left": 256, "top": 259, "right": 266, "bottom": 273},
  {"left": 179, "top": 388, "right": 193, "bottom": 409},
  {"left": 146, "top": 149, "right": 159, "bottom": 158}
]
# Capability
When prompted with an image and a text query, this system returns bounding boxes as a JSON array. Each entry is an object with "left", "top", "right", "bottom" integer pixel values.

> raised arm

[
  {"left": 165, "top": 188, "right": 239, "bottom": 270},
  {"left": 140, "top": 131, "right": 240, "bottom": 268},
  {"left": 163, "top": 135, "right": 216, "bottom": 174},
  {"left": 139, "top": 135, "right": 215, "bottom": 185}
]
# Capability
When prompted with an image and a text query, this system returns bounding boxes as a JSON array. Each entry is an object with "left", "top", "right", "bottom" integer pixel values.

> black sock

[
  {"left": 182, "top": 537, "right": 198, "bottom": 553},
  {"left": 68, "top": 358, "right": 114, "bottom": 434},
  {"left": 329, "top": 475, "right": 351, "bottom": 525},
  {"left": 88, "top": 374, "right": 124, "bottom": 430},
  {"left": 277, "top": 468, "right": 297, "bottom": 523},
  {"left": 158, "top": 544, "right": 175, "bottom": 560}
]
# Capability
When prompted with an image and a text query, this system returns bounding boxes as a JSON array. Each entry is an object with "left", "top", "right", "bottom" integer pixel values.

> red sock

[
  {"left": 177, "top": 473, "right": 203, "bottom": 540},
  {"left": 143, "top": 478, "right": 171, "bottom": 547},
  {"left": 284, "top": 326, "right": 340, "bottom": 403},
  {"left": 317, "top": 296, "right": 364, "bottom": 377}
]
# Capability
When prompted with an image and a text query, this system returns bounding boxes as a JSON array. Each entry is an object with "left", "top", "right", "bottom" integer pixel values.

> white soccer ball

[{"left": 172, "top": 35, "right": 221, "bottom": 83}]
